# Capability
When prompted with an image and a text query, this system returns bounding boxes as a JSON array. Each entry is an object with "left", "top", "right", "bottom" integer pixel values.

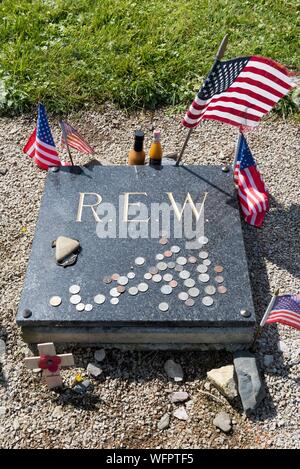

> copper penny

[
  {"left": 169, "top": 280, "right": 178, "bottom": 288},
  {"left": 159, "top": 238, "right": 168, "bottom": 245},
  {"left": 111, "top": 273, "right": 120, "bottom": 281},
  {"left": 117, "top": 285, "right": 126, "bottom": 293},
  {"left": 149, "top": 266, "right": 159, "bottom": 275},
  {"left": 103, "top": 276, "right": 112, "bottom": 284},
  {"left": 217, "top": 285, "right": 227, "bottom": 294},
  {"left": 214, "top": 265, "right": 224, "bottom": 273},
  {"left": 164, "top": 250, "right": 173, "bottom": 257},
  {"left": 188, "top": 256, "right": 197, "bottom": 264}
]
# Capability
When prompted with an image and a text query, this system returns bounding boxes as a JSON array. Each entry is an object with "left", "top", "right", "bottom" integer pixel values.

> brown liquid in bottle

[{"left": 128, "top": 130, "right": 145, "bottom": 165}]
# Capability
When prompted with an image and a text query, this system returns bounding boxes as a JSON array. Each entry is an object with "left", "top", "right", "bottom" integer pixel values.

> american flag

[
  {"left": 61, "top": 120, "right": 94, "bottom": 155},
  {"left": 182, "top": 55, "right": 294, "bottom": 129},
  {"left": 234, "top": 132, "right": 269, "bottom": 227},
  {"left": 265, "top": 294, "right": 300, "bottom": 330},
  {"left": 23, "top": 104, "right": 61, "bottom": 170}
]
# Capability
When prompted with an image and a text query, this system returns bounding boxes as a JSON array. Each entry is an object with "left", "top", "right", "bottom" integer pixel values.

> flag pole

[
  {"left": 232, "top": 130, "right": 242, "bottom": 170},
  {"left": 250, "top": 288, "right": 280, "bottom": 351},
  {"left": 175, "top": 34, "right": 229, "bottom": 167},
  {"left": 59, "top": 120, "right": 74, "bottom": 166}
]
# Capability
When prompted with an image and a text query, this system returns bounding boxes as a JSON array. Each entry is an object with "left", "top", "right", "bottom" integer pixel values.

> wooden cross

[{"left": 24, "top": 342, "right": 74, "bottom": 389}]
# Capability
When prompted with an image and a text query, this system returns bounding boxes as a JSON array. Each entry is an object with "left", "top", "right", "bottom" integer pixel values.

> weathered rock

[
  {"left": 87, "top": 363, "right": 103, "bottom": 378},
  {"left": 213, "top": 411, "right": 232, "bottom": 433},
  {"left": 233, "top": 352, "right": 265, "bottom": 412},
  {"left": 157, "top": 413, "right": 170, "bottom": 430},
  {"left": 173, "top": 406, "right": 189, "bottom": 421},
  {"left": 169, "top": 391, "right": 189, "bottom": 403},
  {"left": 53, "top": 236, "right": 80, "bottom": 264},
  {"left": 0, "top": 168, "right": 7, "bottom": 176},
  {"left": 263, "top": 355, "right": 274, "bottom": 367},
  {"left": 0, "top": 406, "right": 6, "bottom": 418},
  {"left": 52, "top": 406, "right": 63, "bottom": 418},
  {"left": 94, "top": 349, "right": 106, "bottom": 362},
  {"left": 204, "top": 381, "right": 211, "bottom": 391},
  {"left": 164, "top": 359, "right": 184, "bottom": 382},
  {"left": 207, "top": 364, "right": 238, "bottom": 399},
  {"left": 0, "top": 339, "right": 6, "bottom": 362},
  {"left": 277, "top": 340, "right": 288, "bottom": 353}
]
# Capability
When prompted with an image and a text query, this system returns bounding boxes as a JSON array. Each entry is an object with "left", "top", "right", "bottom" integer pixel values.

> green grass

[{"left": 0, "top": 0, "right": 299, "bottom": 116}]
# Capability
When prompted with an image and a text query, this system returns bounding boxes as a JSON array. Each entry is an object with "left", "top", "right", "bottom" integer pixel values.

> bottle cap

[
  {"left": 153, "top": 129, "right": 161, "bottom": 141},
  {"left": 135, "top": 130, "right": 144, "bottom": 141}
]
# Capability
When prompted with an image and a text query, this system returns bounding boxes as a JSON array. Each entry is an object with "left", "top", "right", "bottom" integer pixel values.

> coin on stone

[
  {"left": 198, "top": 236, "right": 209, "bottom": 245},
  {"left": 156, "top": 253, "right": 164, "bottom": 261},
  {"left": 185, "top": 298, "right": 195, "bottom": 307},
  {"left": 184, "top": 278, "right": 195, "bottom": 288},
  {"left": 198, "top": 273, "right": 210, "bottom": 283},
  {"left": 127, "top": 271, "right": 136, "bottom": 279},
  {"left": 214, "top": 265, "right": 224, "bottom": 273},
  {"left": 171, "top": 245, "right": 180, "bottom": 253},
  {"left": 217, "top": 285, "right": 227, "bottom": 294},
  {"left": 85, "top": 304, "right": 93, "bottom": 312},
  {"left": 203, "top": 259, "right": 211, "bottom": 266},
  {"left": 176, "top": 256, "right": 187, "bottom": 266},
  {"left": 163, "top": 273, "right": 173, "bottom": 282},
  {"left": 117, "top": 285, "right": 126, "bottom": 294},
  {"left": 157, "top": 261, "right": 168, "bottom": 271},
  {"left": 110, "top": 298, "right": 119, "bottom": 305},
  {"left": 128, "top": 286, "right": 138, "bottom": 296},
  {"left": 117, "top": 276, "right": 129, "bottom": 286},
  {"left": 152, "top": 274, "right": 162, "bottom": 283},
  {"left": 205, "top": 285, "right": 216, "bottom": 295},
  {"left": 175, "top": 264, "right": 183, "bottom": 272},
  {"left": 179, "top": 270, "right": 190, "bottom": 280},
  {"left": 167, "top": 262, "right": 176, "bottom": 269},
  {"left": 103, "top": 276, "right": 112, "bottom": 284},
  {"left": 197, "top": 264, "right": 208, "bottom": 273},
  {"left": 161, "top": 285, "right": 172, "bottom": 295},
  {"left": 111, "top": 273, "right": 120, "bottom": 281},
  {"left": 159, "top": 238, "right": 168, "bottom": 245},
  {"left": 135, "top": 257, "right": 145, "bottom": 266},
  {"left": 188, "top": 256, "right": 197, "bottom": 264},
  {"left": 94, "top": 294, "right": 106, "bottom": 304},
  {"left": 49, "top": 296, "right": 62, "bottom": 307},
  {"left": 149, "top": 266, "right": 159, "bottom": 275},
  {"left": 138, "top": 282, "right": 149, "bottom": 292},
  {"left": 202, "top": 296, "right": 214, "bottom": 306},
  {"left": 144, "top": 272, "right": 152, "bottom": 280},
  {"left": 215, "top": 275, "right": 224, "bottom": 283},
  {"left": 70, "top": 294, "right": 81, "bottom": 305},
  {"left": 76, "top": 303, "right": 85, "bottom": 311},
  {"left": 188, "top": 287, "right": 200, "bottom": 298},
  {"left": 164, "top": 250, "right": 173, "bottom": 258},
  {"left": 69, "top": 285, "right": 80, "bottom": 294},
  {"left": 159, "top": 302, "right": 169, "bottom": 312},
  {"left": 178, "top": 291, "right": 189, "bottom": 301},
  {"left": 169, "top": 280, "right": 178, "bottom": 288},
  {"left": 199, "top": 251, "right": 209, "bottom": 259},
  {"left": 110, "top": 287, "right": 120, "bottom": 297}
]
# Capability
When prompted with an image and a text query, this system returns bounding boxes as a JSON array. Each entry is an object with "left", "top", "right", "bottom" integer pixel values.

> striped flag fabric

[
  {"left": 23, "top": 104, "right": 61, "bottom": 170},
  {"left": 234, "top": 132, "right": 269, "bottom": 227},
  {"left": 61, "top": 120, "right": 94, "bottom": 155},
  {"left": 265, "top": 294, "right": 300, "bottom": 330},
  {"left": 182, "top": 56, "right": 294, "bottom": 129}
]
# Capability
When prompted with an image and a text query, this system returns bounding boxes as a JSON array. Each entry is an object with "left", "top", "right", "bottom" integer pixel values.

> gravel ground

[{"left": 0, "top": 104, "right": 299, "bottom": 449}]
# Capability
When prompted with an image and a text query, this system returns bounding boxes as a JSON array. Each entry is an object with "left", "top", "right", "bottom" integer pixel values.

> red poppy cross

[{"left": 24, "top": 342, "right": 74, "bottom": 389}]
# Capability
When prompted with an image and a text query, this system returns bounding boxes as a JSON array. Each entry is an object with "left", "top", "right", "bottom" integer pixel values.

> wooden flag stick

[
  {"left": 59, "top": 120, "right": 74, "bottom": 166},
  {"left": 250, "top": 288, "right": 280, "bottom": 351},
  {"left": 175, "top": 34, "right": 229, "bottom": 167}
]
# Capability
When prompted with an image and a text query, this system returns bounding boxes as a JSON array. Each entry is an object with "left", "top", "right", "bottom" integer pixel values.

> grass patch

[{"left": 0, "top": 0, "right": 299, "bottom": 115}]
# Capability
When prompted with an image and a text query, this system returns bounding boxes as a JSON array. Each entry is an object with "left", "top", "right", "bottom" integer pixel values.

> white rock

[
  {"left": 13, "top": 418, "right": 20, "bottom": 430},
  {"left": 52, "top": 406, "right": 63, "bottom": 419},
  {"left": 169, "top": 391, "right": 189, "bottom": 403},
  {"left": 0, "top": 406, "right": 6, "bottom": 418},
  {"left": 213, "top": 411, "right": 232, "bottom": 433},
  {"left": 87, "top": 362, "right": 103, "bottom": 378},
  {"left": 164, "top": 359, "right": 184, "bottom": 382},
  {"left": 94, "top": 349, "right": 106, "bottom": 362},
  {"left": 0, "top": 339, "right": 6, "bottom": 361},
  {"left": 207, "top": 364, "right": 238, "bottom": 399},
  {"left": 278, "top": 340, "right": 288, "bottom": 353},
  {"left": 173, "top": 406, "right": 189, "bottom": 421}
]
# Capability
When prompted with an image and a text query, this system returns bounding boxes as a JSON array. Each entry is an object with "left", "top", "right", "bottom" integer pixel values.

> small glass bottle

[
  {"left": 128, "top": 130, "right": 146, "bottom": 165},
  {"left": 149, "top": 129, "right": 163, "bottom": 166}
]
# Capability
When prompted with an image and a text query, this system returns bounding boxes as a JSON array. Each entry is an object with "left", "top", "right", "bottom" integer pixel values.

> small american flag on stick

[
  {"left": 60, "top": 120, "right": 94, "bottom": 155},
  {"left": 182, "top": 55, "right": 294, "bottom": 129},
  {"left": 264, "top": 294, "right": 300, "bottom": 330}
]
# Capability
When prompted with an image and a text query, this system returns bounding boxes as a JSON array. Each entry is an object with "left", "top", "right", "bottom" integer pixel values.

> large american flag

[
  {"left": 265, "top": 294, "right": 300, "bottom": 330},
  {"left": 61, "top": 120, "right": 94, "bottom": 155},
  {"left": 23, "top": 104, "right": 61, "bottom": 170},
  {"left": 234, "top": 132, "right": 269, "bottom": 227},
  {"left": 182, "top": 56, "right": 294, "bottom": 129}
]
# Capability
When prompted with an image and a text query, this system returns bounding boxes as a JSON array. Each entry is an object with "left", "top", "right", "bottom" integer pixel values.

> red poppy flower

[{"left": 38, "top": 354, "right": 61, "bottom": 373}]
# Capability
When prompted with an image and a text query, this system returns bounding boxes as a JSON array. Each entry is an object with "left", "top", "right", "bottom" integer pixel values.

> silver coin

[
  {"left": 188, "top": 256, "right": 197, "bottom": 264},
  {"left": 149, "top": 266, "right": 159, "bottom": 275},
  {"left": 171, "top": 245, "right": 181, "bottom": 253},
  {"left": 158, "top": 302, "right": 169, "bottom": 312},
  {"left": 198, "top": 273, "right": 210, "bottom": 283},
  {"left": 70, "top": 294, "right": 81, "bottom": 305},
  {"left": 167, "top": 261, "right": 176, "bottom": 269},
  {"left": 110, "top": 297, "right": 119, "bottom": 305},
  {"left": 110, "top": 287, "right": 120, "bottom": 297},
  {"left": 157, "top": 261, "right": 168, "bottom": 271},
  {"left": 163, "top": 273, "right": 173, "bottom": 282},
  {"left": 76, "top": 303, "right": 85, "bottom": 311},
  {"left": 178, "top": 291, "right": 189, "bottom": 301},
  {"left": 128, "top": 286, "right": 138, "bottom": 296},
  {"left": 179, "top": 270, "right": 190, "bottom": 280},
  {"left": 175, "top": 264, "right": 183, "bottom": 272},
  {"left": 117, "top": 276, "right": 129, "bottom": 286},
  {"left": 184, "top": 278, "right": 195, "bottom": 288},
  {"left": 85, "top": 304, "right": 93, "bottom": 312},
  {"left": 205, "top": 285, "right": 216, "bottom": 295},
  {"left": 199, "top": 251, "right": 209, "bottom": 259},
  {"left": 198, "top": 236, "right": 209, "bottom": 245},
  {"left": 127, "top": 271, "right": 136, "bottom": 279},
  {"left": 188, "top": 287, "right": 200, "bottom": 298},
  {"left": 94, "top": 294, "right": 106, "bottom": 304},
  {"left": 49, "top": 296, "right": 62, "bottom": 307},
  {"left": 202, "top": 296, "right": 214, "bottom": 306},
  {"left": 203, "top": 259, "right": 211, "bottom": 266},
  {"left": 215, "top": 275, "right": 224, "bottom": 283},
  {"left": 176, "top": 256, "right": 187, "bottom": 266},
  {"left": 135, "top": 257, "right": 145, "bottom": 266},
  {"left": 185, "top": 298, "right": 195, "bottom": 307},
  {"left": 144, "top": 272, "right": 152, "bottom": 280},
  {"left": 138, "top": 282, "right": 149, "bottom": 292},
  {"left": 152, "top": 274, "right": 162, "bottom": 283},
  {"left": 156, "top": 253, "right": 164, "bottom": 261},
  {"left": 197, "top": 264, "right": 208, "bottom": 273},
  {"left": 161, "top": 285, "right": 172, "bottom": 295},
  {"left": 69, "top": 284, "right": 80, "bottom": 295}
]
